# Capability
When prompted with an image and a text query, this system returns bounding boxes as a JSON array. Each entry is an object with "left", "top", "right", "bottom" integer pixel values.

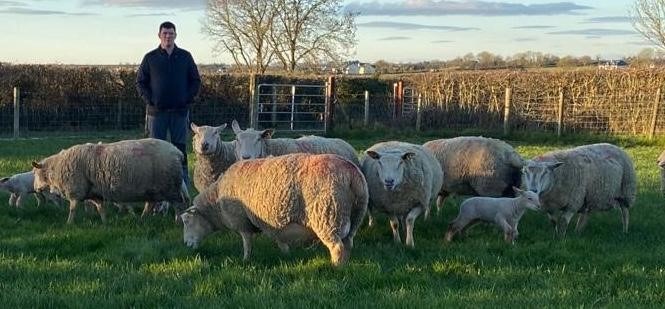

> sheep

[
  {"left": 190, "top": 122, "right": 237, "bottom": 193},
  {"left": 0, "top": 171, "right": 62, "bottom": 208},
  {"left": 444, "top": 187, "right": 541, "bottom": 244},
  {"left": 657, "top": 150, "right": 665, "bottom": 196},
  {"left": 230, "top": 120, "right": 360, "bottom": 166},
  {"left": 522, "top": 143, "right": 637, "bottom": 237},
  {"left": 180, "top": 153, "right": 368, "bottom": 267},
  {"left": 423, "top": 136, "right": 524, "bottom": 214},
  {"left": 31, "top": 138, "right": 190, "bottom": 224},
  {"left": 360, "top": 141, "right": 443, "bottom": 248}
]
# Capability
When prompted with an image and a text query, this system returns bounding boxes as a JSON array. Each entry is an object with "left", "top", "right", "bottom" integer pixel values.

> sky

[{"left": 0, "top": 0, "right": 653, "bottom": 65}]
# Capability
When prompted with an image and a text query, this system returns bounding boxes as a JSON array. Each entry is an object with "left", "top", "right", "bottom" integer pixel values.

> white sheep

[
  {"left": 180, "top": 153, "right": 368, "bottom": 267},
  {"left": 444, "top": 187, "right": 541, "bottom": 244},
  {"left": 423, "top": 136, "right": 524, "bottom": 213},
  {"left": 0, "top": 171, "right": 62, "bottom": 208},
  {"left": 522, "top": 143, "right": 637, "bottom": 237},
  {"left": 360, "top": 141, "right": 443, "bottom": 248},
  {"left": 190, "top": 122, "right": 236, "bottom": 193},
  {"left": 32, "top": 138, "right": 190, "bottom": 224},
  {"left": 230, "top": 120, "right": 360, "bottom": 166}
]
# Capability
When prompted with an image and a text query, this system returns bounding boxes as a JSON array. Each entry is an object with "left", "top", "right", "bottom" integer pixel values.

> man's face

[{"left": 159, "top": 27, "right": 176, "bottom": 47}]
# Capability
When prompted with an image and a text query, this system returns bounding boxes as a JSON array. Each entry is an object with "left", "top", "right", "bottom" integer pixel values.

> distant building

[
  {"left": 344, "top": 61, "right": 376, "bottom": 75},
  {"left": 598, "top": 59, "right": 628, "bottom": 70}
]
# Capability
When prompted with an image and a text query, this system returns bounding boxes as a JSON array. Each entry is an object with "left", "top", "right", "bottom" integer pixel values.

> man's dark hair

[{"left": 159, "top": 21, "right": 176, "bottom": 32}]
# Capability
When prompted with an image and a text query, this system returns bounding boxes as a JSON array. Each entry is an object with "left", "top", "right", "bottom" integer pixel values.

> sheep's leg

[
  {"left": 389, "top": 216, "right": 401, "bottom": 244},
  {"left": 324, "top": 239, "right": 349, "bottom": 267},
  {"left": 35, "top": 192, "right": 46, "bottom": 207},
  {"left": 367, "top": 209, "right": 375, "bottom": 227},
  {"left": 575, "top": 211, "right": 590, "bottom": 233},
  {"left": 557, "top": 212, "right": 575, "bottom": 238},
  {"left": 141, "top": 202, "right": 156, "bottom": 219},
  {"left": 620, "top": 207, "right": 630, "bottom": 234},
  {"left": 8, "top": 193, "right": 18, "bottom": 207},
  {"left": 404, "top": 207, "right": 423, "bottom": 248},
  {"left": 46, "top": 193, "right": 61, "bottom": 207},
  {"left": 547, "top": 212, "right": 559, "bottom": 238},
  {"left": 66, "top": 200, "right": 80, "bottom": 224},
  {"left": 15, "top": 193, "right": 27, "bottom": 208},
  {"left": 276, "top": 241, "right": 290, "bottom": 254},
  {"left": 436, "top": 192, "right": 449, "bottom": 214},
  {"left": 94, "top": 200, "right": 107, "bottom": 224},
  {"left": 240, "top": 231, "right": 253, "bottom": 261}
]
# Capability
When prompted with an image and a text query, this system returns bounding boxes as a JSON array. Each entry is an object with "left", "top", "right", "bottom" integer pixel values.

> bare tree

[
  {"left": 631, "top": 0, "right": 665, "bottom": 50},
  {"left": 269, "top": 0, "right": 357, "bottom": 72},
  {"left": 202, "top": 0, "right": 277, "bottom": 74}
]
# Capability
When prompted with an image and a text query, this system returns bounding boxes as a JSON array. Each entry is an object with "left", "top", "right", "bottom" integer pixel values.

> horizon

[{"left": 1, "top": 0, "right": 653, "bottom": 65}]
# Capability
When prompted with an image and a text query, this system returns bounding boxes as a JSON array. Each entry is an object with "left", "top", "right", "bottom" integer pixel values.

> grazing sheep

[
  {"left": 445, "top": 187, "right": 541, "bottom": 244},
  {"left": 191, "top": 122, "right": 236, "bottom": 193},
  {"left": 180, "top": 153, "right": 368, "bottom": 267},
  {"left": 32, "top": 138, "right": 190, "bottom": 224},
  {"left": 522, "top": 143, "right": 637, "bottom": 237},
  {"left": 230, "top": 120, "right": 360, "bottom": 166},
  {"left": 0, "top": 171, "right": 62, "bottom": 208},
  {"left": 423, "top": 136, "right": 524, "bottom": 213},
  {"left": 657, "top": 150, "right": 665, "bottom": 196},
  {"left": 360, "top": 141, "right": 443, "bottom": 248}
]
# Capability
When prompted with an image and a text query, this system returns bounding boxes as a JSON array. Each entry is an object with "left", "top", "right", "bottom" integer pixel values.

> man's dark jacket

[{"left": 136, "top": 45, "right": 201, "bottom": 115}]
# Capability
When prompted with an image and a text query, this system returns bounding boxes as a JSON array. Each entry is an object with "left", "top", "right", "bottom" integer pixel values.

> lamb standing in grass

[
  {"left": 445, "top": 187, "right": 541, "bottom": 244},
  {"left": 423, "top": 136, "right": 524, "bottom": 213},
  {"left": 0, "top": 171, "right": 61, "bottom": 208},
  {"left": 522, "top": 143, "right": 636, "bottom": 237},
  {"left": 180, "top": 153, "right": 368, "bottom": 267},
  {"left": 32, "top": 138, "right": 190, "bottom": 224},
  {"left": 191, "top": 122, "right": 236, "bottom": 193},
  {"left": 230, "top": 120, "right": 360, "bottom": 166},
  {"left": 360, "top": 141, "right": 443, "bottom": 247}
]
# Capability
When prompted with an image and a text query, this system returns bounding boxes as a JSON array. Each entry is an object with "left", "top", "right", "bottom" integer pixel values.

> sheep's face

[
  {"left": 31, "top": 161, "right": 51, "bottom": 192},
  {"left": 191, "top": 123, "right": 227, "bottom": 155},
  {"left": 232, "top": 120, "right": 273, "bottom": 160},
  {"left": 514, "top": 187, "right": 541, "bottom": 211},
  {"left": 366, "top": 150, "right": 415, "bottom": 191},
  {"left": 181, "top": 207, "right": 214, "bottom": 249},
  {"left": 521, "top": 160, "right": 563, "bottom": 195}
]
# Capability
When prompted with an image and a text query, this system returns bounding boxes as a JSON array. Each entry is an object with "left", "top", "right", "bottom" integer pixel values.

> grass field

[{"left": 1, "top": 130, "right": 665, "bottom": 307}]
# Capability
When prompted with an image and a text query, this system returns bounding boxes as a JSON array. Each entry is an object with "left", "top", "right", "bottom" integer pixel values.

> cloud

[
  {"left": 358, "top": 21, "right": 478, "bottom": 31},
  {"left": 0, "top": 7, "right": 96, "bottom": 15},
  {"left": 583, "top": 16, "right": 632, "bottom": 23},
  {"left": 82, "top": 0, "right": 204, "bottom": 10},
  {"left": 547, "top": 28, "right": 637, "bottom": 36},
  {"left": 512, "top": 25, "right": 555, "bottom": 29},
  {"left": 379, "top": 36, "right": 412, "bottom": 41},
  {"left": 0, "top": 1, "right": 26, "bottom": 6},
  {"left": 431, "top": 40, "right": 454, "bottom": 43},
  {"left": 514, "top": 37, "right": 537, "bottom": 42},
  {"left": 346, "top": 1, "right": 592, "bottom": 16},
  {"left": 126, "top": 12, "right": 175, "bottom": 17}
]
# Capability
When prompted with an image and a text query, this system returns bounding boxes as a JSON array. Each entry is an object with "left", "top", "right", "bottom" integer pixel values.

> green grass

[{"left": 2, "top": 130, "right": 665, "bottom": 307}]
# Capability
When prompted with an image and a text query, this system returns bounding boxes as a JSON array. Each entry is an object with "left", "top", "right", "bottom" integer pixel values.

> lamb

[
  {"left": 657, "top": 150, "right": 665, "bottom": 196},
  {"left": 190, "top": 122, "right": 236, "bottom": 193},
  {"left": 180, "top": 153, "right": 368, "bottom": 267},
  {"left": 230, "top": 120, "right": 360, "bottom": 166},
  {"left": 522, "top": 143, "right": 637, "bottom": 237},
  {"left": 0, "top": 171, "right": 62, "bottom": 208},
  {"left": 31, "top": 138, "right": 190, "bottom": 224},
  {"left": 360, "top": 141, "right": 443, "bottom": 248},
  {"left": 444, "top": 187, "right": 541, "bottom": 244},
  {"left": 423, "top": 136, "right": 524, "bottom": 213}
]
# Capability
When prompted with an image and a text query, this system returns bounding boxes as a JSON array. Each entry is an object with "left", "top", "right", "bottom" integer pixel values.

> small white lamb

[
  {"left": 444, "top": 187, "right": 540, "bottom": 244},
  {"left": 0, "top": 171, "right": 61, "bottom": 208}
]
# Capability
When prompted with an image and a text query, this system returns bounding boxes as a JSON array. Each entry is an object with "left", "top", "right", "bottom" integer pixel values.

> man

[{"left": 136, "top": 21, "right": 201, "bottom": 186}]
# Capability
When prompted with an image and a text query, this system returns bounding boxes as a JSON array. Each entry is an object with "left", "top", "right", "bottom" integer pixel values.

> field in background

[{"left": 1, "top": 130, "right": 665, "bottom": 307}]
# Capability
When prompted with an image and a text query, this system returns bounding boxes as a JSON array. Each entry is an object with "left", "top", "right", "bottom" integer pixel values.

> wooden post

[
  {"left": 325, "top": 76, "right": 336, "bottom": 134},
  {"left": 649, "top": 88, "right": 661, "bottom": 139},
  {"left": 271, "top": 85, "right": 277, "bottom": 127},
  {"left": 393, "top": 80, "right": 404, "bottom": 120},
  {"left": 503, "top": 87, "right": 512, "bottom": 136},
  {"left": 416, "top": 94, "right": 422, "bottom": 131},
  {"left": 13, "top": 86, "right": 19, "bottom": 139},
  {"left": 557, "top": 88, "right": 565, "bottom": 137},
  {"left": 364, "top": 90, "right": 370, "bottom": 127},
  {"left": 249, "top": 74, "right": 257, "bottom": 128}
]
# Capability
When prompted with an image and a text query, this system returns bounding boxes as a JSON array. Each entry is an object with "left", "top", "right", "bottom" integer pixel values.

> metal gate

[
  {"left": 253, "top": 83, "right": 328, "bottom": 133},
  {"left": 402, "top": 87, "right": 417, "bottom": 115}
]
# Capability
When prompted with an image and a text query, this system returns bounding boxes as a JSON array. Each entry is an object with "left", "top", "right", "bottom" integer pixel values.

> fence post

[
  {"left": 393, "top": 80, "right": 403, "bottom": 120},
  {"left": 416, "top": 93, "right": 422, "bottom": 131},
  {"left": 249, "top": 74, "right": 257, "bottom": 128},
  {"left": 649, "top": 88, "right": 661, "bottom": 140},
  {"left": 116, "top": 98, "right": 122, "bottom": 130},
  {"left": 503, "top": 87, "right": 512, "bottom": 135},
  {"left": 325, "top": 76, "right": 336, "bottom": 134},
  {"left": 271, "top": 85, "right": 278, "bottom": 127},
  {"left": 290, "top": 85, "right": 296, "bottom": 131},
  {"left": 13, "top": 86, "right": 20, "bottom": 139},
  {"left": 557, "top": 88, "right": 565, "bottom": 137},
  {"left": 364, "top": 90, "right": 370, "bottom": 127}
]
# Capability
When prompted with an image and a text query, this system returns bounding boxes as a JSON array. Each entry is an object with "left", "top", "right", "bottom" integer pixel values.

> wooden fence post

[
  {"left": 249, "top": 74, "right": 257, "bottom": 128},
  {"left": 13, "top": 86, "right": 20, "bottom": 139},
  {"left": 393, "top": 80, "right": 403, "bottom": 120},
  {"left": 557, "top": 88, "right": 565, "bottom": 137},
  {"left": 416, "top": 93, "right": 422, "bottom": 131},
  {"left": 364, "top": 90, "right": 370, "bottom": 127},
  {"left": 649, "top": 88, "right": 661, "bottom": 140},
  {"left": 503, "top": 87, "right": 512, "bottom": 135},
  {"left": 325, "top": 76, "right": 336, "bottom": 134}
]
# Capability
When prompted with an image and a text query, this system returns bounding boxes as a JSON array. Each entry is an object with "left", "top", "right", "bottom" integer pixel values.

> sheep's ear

[
  {"left": 190, "top": 122, "right": 199, "bottom": 133},
  {"left": 0, "top": 177, "right": 9, "bottom": 183},
  {"left": 366, "top": 150, "right": 380, "bottom": 160},
  {"left": 547, "top": 162, "right": 564, "bottom": 171},
  {"left": 261, "top": 129, "right": 274, "bottom": 139},
  {"left": 513, "top": 186, "right": 523, "bottom": 195},
  {"left": 231, "top": 119, "right": 242, "bottom": 134},
  {"left": 402, "top": 152, "right": 416, "bottom": 161},
  {"left": 32, "top": 161, "right": 43, "bottom": 169},
  {"left": 216, "top": 123, "right": 227, "bottom": 134}
]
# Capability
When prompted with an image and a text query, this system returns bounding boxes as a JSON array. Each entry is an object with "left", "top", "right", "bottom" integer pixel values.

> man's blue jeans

[{"left": 145, "top": 111, "right": 190, "bottom": 186}]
